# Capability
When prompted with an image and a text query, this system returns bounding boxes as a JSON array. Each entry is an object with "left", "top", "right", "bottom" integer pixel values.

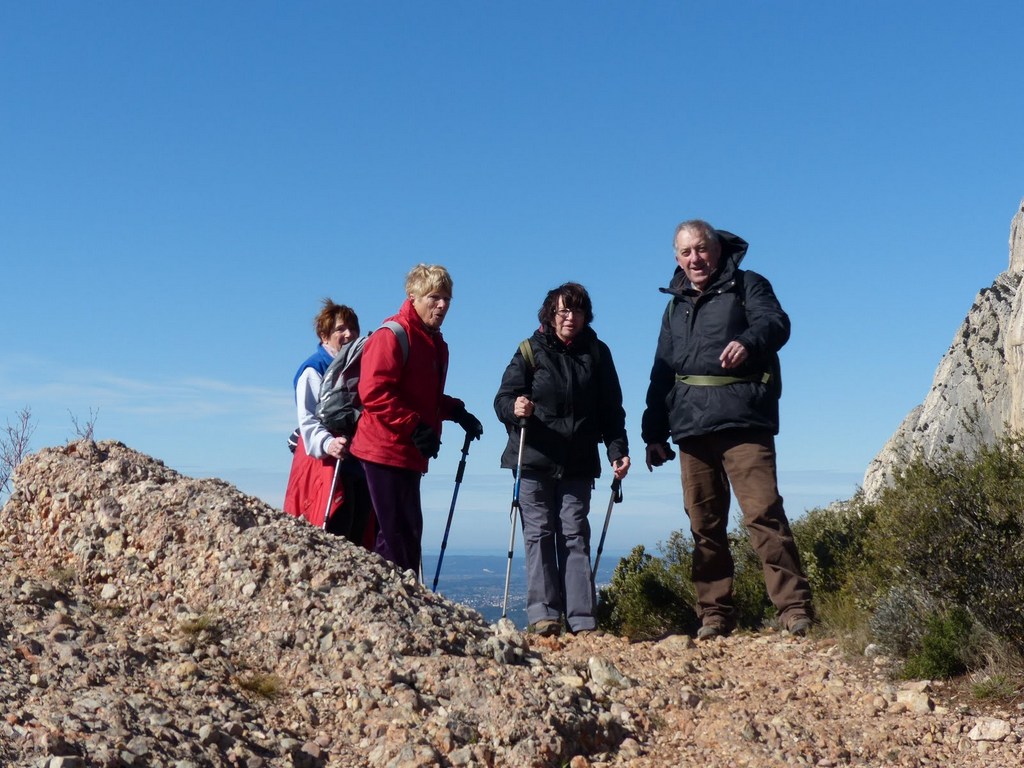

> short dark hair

[{"left": 538, "top": 282, "right": 594, "bottom": 327}]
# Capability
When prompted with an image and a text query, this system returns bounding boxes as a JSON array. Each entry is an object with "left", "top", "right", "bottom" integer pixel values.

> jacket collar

[
  {"left": 400, "top": 298, "right": 444, "bottom": 338},
  {"left": 535, "top": 324, "right": 597, "bottom": 354}
]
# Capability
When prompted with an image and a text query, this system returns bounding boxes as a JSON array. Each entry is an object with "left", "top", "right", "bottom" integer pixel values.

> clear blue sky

[{"left": 3, "top": 2, "right": 1022, "bottom": 560}]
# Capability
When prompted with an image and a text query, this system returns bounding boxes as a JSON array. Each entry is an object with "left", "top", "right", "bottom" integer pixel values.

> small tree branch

[{"left": 1, "top": 406, "right": 35, "bottom": 499}]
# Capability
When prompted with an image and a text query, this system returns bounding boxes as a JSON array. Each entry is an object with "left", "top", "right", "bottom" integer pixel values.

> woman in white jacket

[{"left": 283, "top": 298, "right": 373, "bottom": 546}]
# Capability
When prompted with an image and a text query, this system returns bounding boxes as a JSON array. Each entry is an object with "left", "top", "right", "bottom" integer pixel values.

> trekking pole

[
  {"left": 432, "top": 432, "right": 473, "bottom": 592},
  {"left": 501, "top": 418, "right": 528, "bottom": 619},
  {"left": 322, "top": 457, "right": 343, "bottom": 530},
  {"left": 592, "top": 477, "right": 623, "bottom": 590}
]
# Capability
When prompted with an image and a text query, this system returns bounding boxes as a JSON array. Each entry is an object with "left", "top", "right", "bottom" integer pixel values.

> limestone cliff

[{"left": 863, "top": 199, "right": 1024, "bottom": 498}]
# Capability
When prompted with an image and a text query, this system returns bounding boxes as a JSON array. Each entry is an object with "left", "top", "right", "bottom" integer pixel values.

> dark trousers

[
  {"left": 324, "top": 471, "right": 374, "bottom": 549},
  {"left": 360, "top": 460, "right": 423, "bottom": 573},
  {"left": 678, "top": 428, "right": 813, "bottom": 629}
]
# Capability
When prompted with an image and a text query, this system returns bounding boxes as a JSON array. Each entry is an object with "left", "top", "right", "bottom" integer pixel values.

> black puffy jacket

[
  {"left": 641, "top": 230, "right": 790, "bottom": 443},
  {"left": 494, "top": 326, "right": 629, "bottom": 479}
]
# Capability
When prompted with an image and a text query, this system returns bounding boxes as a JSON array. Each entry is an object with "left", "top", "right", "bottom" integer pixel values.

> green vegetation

[
  {"left": 47, "top": 567, "right": 77, "bottom": 585},
  {"left": 236, "top": 672, "right": 284, "bottom": 699},
  {"left": 596, "top": 529, "right": 775, "bottom": 639},
  {"left": 598, "top": 433, "right": 1024, "bottom": 694},
  {"left": 178, "top": 613, "right": 220, "bottom": 639},
  {"left": 595, "top": 539, "right": 697, "bottom": 640},
  {"left": 971, "top": 673, "right": 1017, "bottom": 701},
  {"left": 901, "top": 606, "right": 975, "bottom": 680}
]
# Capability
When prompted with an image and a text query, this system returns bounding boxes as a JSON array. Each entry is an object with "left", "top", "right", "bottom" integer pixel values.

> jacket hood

[{"left": 663, "top": 229, "right": 749, "bottom": 295}]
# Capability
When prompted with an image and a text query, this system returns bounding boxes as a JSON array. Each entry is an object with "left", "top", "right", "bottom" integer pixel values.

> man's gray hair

[{"left": 673, "top": 219, "right": 719, "bottom": 248}]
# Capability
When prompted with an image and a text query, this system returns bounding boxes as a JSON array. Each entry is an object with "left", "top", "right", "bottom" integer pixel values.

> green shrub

[
  {"left": 236, "top": 672, "right": 284, "bottom": 699},
  {"left": 869, "top": 584, "right": 939, "bottom": 657},
  {"left": 178, "top": 613, "right": 223, "bottom": 642},
  {"left": 971, "top": 674, "right": 1016, "bottom": 701},
  {"left": 902, "top": 606, "right": 976, "bottom": 680},
  {"left": 791, "top": 496, "right": 875, "bottom": 597},
  {"left": 867, "top": 435, "right": 1024, "bottom": 656},
  {"left": 813, "top": 590, "right": 874, "bottom": 655},
  {"left": 596, "top": 526, "right": 777, "bottom": 638},
  {"left": 726, "top": 527, "right": 773, "bottom": 629},
  {"left": 596, "top": 543, "right": 696, "bottom": 640}
]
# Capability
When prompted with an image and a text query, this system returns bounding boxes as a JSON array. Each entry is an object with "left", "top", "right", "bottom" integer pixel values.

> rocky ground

[{"left": 1, "top": 440, "right": 1021, "bottom": 767}]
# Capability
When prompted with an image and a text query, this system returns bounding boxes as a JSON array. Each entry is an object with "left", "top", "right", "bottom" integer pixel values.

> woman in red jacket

[{"left": 351, "top": 264, "right": 483, "bottom": 572}]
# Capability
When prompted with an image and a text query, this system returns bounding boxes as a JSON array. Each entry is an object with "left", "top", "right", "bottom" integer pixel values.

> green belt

[{"left": 675, "top": 372, "right": 771, "bottom": 386}]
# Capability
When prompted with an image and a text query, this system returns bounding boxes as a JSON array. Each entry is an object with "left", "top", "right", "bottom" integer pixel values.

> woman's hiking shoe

[{"left": 531, "top": 619, "right": 562, "bottom": 638}]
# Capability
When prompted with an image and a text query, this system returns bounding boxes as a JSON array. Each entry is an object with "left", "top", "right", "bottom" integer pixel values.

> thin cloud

[{"left": 0, "top": 360, "right": 292, "bottom": 434}]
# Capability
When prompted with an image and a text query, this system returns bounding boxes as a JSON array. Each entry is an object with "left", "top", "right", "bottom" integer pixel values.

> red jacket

[
  {"left": 283, "top": 435, "right": 340, "bottom": 528},
  {"left": 351, "top": 299, "right": 462, "bottom": 472}
]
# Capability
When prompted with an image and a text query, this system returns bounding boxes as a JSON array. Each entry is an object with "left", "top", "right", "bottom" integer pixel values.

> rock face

[
  {"left": 2, "top": 440, "right": 1023, "bottom": 767},
  {"left": 863, "top": 199, "right": 1024, "bottom": 499}
]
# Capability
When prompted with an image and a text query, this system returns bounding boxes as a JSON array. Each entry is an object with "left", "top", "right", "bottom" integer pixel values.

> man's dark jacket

[
  {"left": 494, "top": 326, "right": 629, "bottom": 479},
  {"left": 641, "top": 230, "right": 789, "bottom": 444}
]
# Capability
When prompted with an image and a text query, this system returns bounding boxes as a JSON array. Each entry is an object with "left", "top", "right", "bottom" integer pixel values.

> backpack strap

[
  {"left": 380, "top": 321, "right": 409, "bottom": 365},
  {"left": 519, "top": 336, "right": 600, "bottom": 370},
  {"left": 518, "top": 338, "right": 536, "bottom": 371}
]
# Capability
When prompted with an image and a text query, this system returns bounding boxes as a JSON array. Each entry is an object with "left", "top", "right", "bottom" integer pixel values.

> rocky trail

[{"left": 1, "top": 441, "right": 1021, "bottom": 767}]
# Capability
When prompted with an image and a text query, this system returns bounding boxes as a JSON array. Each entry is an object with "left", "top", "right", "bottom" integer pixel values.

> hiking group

[{"left": 283, "top": 220, "right": 815, "bottom": 639}]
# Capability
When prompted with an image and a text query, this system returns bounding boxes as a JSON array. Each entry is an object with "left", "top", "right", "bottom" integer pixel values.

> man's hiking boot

[
  {"left": 531, "top": 619, "right": 561, "bottom": 638},
  {"left": 696, "top": 624, "right": 727, "bottom": 640},
  {"left": 787, "top": 617, "right": 812, "bottom": 637}
]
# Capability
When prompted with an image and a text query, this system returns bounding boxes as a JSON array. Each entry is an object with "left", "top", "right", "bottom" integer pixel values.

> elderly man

[{"left": 642, "top": 219, "right": 813, "bottom": 639}]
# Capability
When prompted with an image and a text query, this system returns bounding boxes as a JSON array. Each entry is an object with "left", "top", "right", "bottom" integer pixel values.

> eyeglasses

[{"left": 555, "top": 308, "right": 582, "bottom": 319}]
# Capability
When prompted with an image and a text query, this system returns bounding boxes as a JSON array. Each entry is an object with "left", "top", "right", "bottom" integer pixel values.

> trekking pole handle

[
  {"left": 454, "top": 432, "right": 472, "bottom": 484},
  {"left": 611, "top": 477, "right": 623, "bottom": 503}
]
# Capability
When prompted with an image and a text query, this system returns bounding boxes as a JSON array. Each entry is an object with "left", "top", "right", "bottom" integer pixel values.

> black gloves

[
  {"left": 411, "top": 423, "right": 441, "bottom": 459},
  {"left": 647, "top": 442, "right": 677, "bottom": 468},
  {"left": 411, "top": 405, "right": 481, "bottom": 460},
  {"left": 452, "top": 404, "right": 484, "bottom": 440}
]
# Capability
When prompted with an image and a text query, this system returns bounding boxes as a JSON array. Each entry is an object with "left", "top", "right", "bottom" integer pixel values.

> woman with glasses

[{"left": 494, "top": 282, "right": 630, "bottom": 636}]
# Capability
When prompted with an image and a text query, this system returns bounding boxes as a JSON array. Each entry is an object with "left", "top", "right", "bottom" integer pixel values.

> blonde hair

[{"left": 405, "top": 264, "right": 453, "bottom": 298}]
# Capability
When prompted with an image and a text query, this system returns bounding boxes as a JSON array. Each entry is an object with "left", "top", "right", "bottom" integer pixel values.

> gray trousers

[{"left": 518, "top": 474, "right": 596, "bottom": 632}]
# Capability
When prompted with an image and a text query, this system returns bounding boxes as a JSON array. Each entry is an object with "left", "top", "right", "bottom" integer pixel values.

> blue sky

[{"left": 3, "top": 2, "right": 1023, "bottom": 562}]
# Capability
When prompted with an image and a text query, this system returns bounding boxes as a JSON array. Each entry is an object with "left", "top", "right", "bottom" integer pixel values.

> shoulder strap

[
  {"left": 518, "top": 338, "right": 536, "bottom": 371},
  {"left": 520, "top": 336, "right": 600, "bottom": 369},
  {"left": 380, "top": 321, "right": 409, "bottom": 365}
]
